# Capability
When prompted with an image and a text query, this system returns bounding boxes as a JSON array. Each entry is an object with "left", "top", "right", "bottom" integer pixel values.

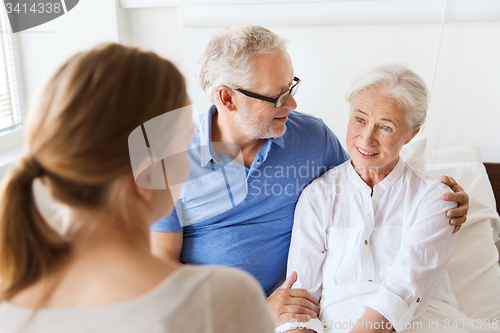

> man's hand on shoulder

[
  {"left": 267, "top": 271, "right": 320, "bottom": 326},
  {"left": 440, "top": 176, "right": 469, "bottom": 233}
]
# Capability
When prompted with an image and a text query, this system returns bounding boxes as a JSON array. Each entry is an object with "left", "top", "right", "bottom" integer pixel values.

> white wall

[
  {"left": 11, "top": 0, "right": 121, "bottom": 225},
  {"left": 15, "top": 0, "right": 120, "bottom": 120},
  {"left": 119, "top": 7, "right": 500, "bottom": 163},
  {"left": 4, "top": 1, "right": 499, "bottom": 241},
  {"left": 11, "top": 3, "right": 500, "bottom": 163}
]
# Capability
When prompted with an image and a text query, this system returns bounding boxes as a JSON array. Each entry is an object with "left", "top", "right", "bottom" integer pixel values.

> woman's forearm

[{"left": 349, "top": 308, "right": 393, "bottom": 333}]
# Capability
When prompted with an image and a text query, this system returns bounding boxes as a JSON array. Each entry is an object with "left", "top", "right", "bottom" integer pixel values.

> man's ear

[
  {"left": 217, "top": 86, "right": 237, "bottom": 112},
  {"left": 405, "top": 127, "right": 421, "bottom": 145}
]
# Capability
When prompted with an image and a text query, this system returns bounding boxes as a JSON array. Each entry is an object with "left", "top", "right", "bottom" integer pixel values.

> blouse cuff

[
  {"left": 275, "top": 318, "right": 325, "bottom": 333},
  {"left": 364, "top": 288, "right": 421, "bottom": 332}
]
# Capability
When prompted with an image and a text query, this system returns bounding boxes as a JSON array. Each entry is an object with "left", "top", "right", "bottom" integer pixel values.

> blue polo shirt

[{"left": 151, "top": 105, "right": 349, "bottom": 295}]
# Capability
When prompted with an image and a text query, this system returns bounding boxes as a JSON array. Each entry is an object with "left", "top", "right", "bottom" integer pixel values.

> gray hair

[
  {"left": 345, "top": 62, "right": 429, "bottom": 130},
  {"left": 198, "top": 25, "right": 288, "bottom": 105}
]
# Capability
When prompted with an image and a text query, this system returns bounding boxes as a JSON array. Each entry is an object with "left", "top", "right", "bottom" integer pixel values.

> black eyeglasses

[{"left": 236, "top": 76, "right": 300, "bottom": 108}]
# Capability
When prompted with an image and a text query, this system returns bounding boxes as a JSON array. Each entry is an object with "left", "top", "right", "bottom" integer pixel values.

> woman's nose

[{"left": 361, "top": 126, "right": 377, "bottom": 146}]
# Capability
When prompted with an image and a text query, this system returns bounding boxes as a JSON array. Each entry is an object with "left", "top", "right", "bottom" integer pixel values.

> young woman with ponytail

[{"left": 0, "top": 43, "right": 274, "bottom": 333}]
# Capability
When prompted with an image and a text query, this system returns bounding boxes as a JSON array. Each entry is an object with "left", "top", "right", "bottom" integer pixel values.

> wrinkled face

[
  {"left": 234, "top": 51, "right": 297, "bottom": 140},
  {"left": 346, "top": 87, "right": 418, "bottom": 178}
]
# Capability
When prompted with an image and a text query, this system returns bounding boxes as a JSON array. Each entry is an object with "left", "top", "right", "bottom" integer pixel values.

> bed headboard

[{"left": 484, "top": 163, "right": 500, "bottom": 215}]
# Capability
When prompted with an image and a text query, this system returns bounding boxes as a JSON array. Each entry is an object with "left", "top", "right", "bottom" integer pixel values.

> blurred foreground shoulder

[
  {"left": 209, "top": 267, "right": 275, "bottom": 333},
  {"left": 167, "top": 266, "right": 274, "bottom": 333}
]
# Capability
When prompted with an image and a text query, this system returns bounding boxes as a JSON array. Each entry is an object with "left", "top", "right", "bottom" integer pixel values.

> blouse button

[
  {"left": 416, "top": 298, "right": 420, "bottom": 303},
  {"left": 364, "top": 240, "right": 368, "bottom": 245}
]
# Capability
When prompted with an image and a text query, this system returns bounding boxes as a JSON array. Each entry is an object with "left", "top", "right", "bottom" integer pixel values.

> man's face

[{"left": 234, "top": 51, "right": 297, "bottom": 140}]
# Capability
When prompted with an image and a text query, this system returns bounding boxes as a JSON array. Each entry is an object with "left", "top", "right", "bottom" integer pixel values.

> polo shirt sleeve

[
  {"left": 322, "top": 122, "right": 349, "bottom": 169},
  {"left": 150, "top": 207, "right": 184, "bottom": 232}
]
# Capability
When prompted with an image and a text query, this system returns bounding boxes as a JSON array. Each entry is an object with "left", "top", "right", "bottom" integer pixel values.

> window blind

[{"left": 0, "top": 3, "right": 21, "bottom": 133}]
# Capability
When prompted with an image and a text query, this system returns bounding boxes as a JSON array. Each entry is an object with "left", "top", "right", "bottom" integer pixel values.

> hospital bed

[{"left": 402, "top": 137, "right": 500, "bottom": 323}]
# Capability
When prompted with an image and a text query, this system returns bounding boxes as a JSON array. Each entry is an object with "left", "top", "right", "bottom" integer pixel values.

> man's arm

[
  {"left": 150, "top": 231, "right": 183, "bottom": 263},
  {"left": 441, "top": 176, "right": 469, "bottom": 233}
]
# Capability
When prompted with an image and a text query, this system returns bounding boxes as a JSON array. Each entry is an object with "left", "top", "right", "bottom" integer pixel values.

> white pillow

[
  {"left": 403, "top": 137, "right": 500, "bottom": 320},
  {"left": 400, "top": 134, "right": 427, "bottom": 173}
]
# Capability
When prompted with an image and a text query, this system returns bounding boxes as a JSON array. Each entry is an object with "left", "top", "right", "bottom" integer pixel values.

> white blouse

[{"left": 285, "top": 159, "right": 458, "bottom": 332}]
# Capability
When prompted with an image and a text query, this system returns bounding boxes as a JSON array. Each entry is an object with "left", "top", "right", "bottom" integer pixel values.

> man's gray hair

[
  {"left": 199, "top": 25, "right": 288, "bottom": 105},
  {"left": 345, "top": 62, "right": 429, "bottom": 130}
]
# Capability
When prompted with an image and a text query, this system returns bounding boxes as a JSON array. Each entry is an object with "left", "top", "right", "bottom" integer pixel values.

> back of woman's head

[{"left": 0, "top": 43, "right": 187, "bottom": 299}]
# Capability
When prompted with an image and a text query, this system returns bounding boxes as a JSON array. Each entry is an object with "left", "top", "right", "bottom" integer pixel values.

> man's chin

[{"left": 255, "top": 125, "right": 287, "bottom": 140}]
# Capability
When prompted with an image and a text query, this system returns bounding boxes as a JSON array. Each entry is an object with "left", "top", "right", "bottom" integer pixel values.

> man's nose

[{"left": 282, "top": 93, "right": 297, "bottom": 110}]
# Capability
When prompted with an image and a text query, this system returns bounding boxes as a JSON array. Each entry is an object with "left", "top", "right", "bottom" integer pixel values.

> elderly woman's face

[{"left": 346, "top": 87, "right": 418, "bottom": 179}]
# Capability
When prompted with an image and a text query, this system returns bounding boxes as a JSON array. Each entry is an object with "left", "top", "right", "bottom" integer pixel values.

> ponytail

[
  {"left": 0, "top": 156, "right": 69, "bottom": 300},
  {"left": 0, "top": 43, "right": 188, "bottom": 300}
]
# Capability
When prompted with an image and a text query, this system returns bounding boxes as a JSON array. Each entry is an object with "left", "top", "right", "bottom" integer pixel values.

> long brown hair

[{"left": 0, "top": 43, "right": 187, "bottom": 300}]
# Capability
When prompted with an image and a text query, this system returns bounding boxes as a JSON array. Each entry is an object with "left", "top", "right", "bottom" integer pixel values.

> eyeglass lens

[{"left": 276, "top": 80, "right": 300, "bottom": 108}]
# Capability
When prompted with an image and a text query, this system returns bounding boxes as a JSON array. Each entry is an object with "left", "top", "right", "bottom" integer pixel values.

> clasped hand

[{"left": 267, "top": 271, "right": 319, "bottom": 326}]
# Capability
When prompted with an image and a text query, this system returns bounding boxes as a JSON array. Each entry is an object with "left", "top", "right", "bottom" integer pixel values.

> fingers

[
  {"left": 281, "top": 302, "right": 319, "bottom": 319},
  {"left": 288, "top": 291, "right": 320, "bottom": 314},
  {"left": 267, "top": 287, "right": 320, "bottom": 326},
  {"left": 440, "top": 175, "right": 469, "bottom": 232},
  {"left": 272, "top": 289, "right": 319, "bottom": 313},
  {"left": 440, "top": 175, "right": 455, "bottom": 187},
  {"left": 441, "top": 176, "right": 468, "bottom": 200},
  {"left": 450, "top": 215, "right": 467, "bottom": 227},
  {"left": 275, "top": 296, "right": 319, "bottom": 325},
  {"left": 289, "top": 288, "right": 319, "bottom": 306},
  {"left": 444, "top": 192, "right": 469, "bottom": 229},
  {"left": 447, "top": 205, "right": 468, "bottom": 223},
  {"left": 280, "top": 271, "right": 297, "bottom": 289},
  {"left": 441, "top": 191, "right": 467, "bottom": 204}
]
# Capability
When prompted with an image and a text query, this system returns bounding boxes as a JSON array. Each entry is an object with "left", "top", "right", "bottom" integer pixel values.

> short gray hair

[
  {"left": 198, "top": 25, "right": 288, "bottom": 105},
  {"left": 345, "top": 62, "right": 429, "bottom": 130}
]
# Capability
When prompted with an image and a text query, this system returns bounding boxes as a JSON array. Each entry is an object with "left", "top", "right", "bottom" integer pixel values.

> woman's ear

[
  {"left": 405, "top": 127, "right": 421, "bottom": 145},
  {"left": 127, "top": 172, "right": 153, "bottom": 201}
]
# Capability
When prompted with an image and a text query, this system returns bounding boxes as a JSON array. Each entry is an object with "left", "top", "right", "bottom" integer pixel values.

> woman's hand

[
  {"left": 440, "top": 176, "right": 469, "bottom": 233},
  {"left": 349, "top": 308, "right": 393, "bottom": 333}
]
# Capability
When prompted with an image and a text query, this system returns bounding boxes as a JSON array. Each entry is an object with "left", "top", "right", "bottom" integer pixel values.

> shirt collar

[
  {"left": 270, "top": 134, "right": 285, "bottom": 149},
  {"left": 347, "top": 157, "right": 406, "bottom": 195},
  {"left": 199, "top": 105, "right": 285, "bottom": 167},
  {"left": 199, "top": 105, "right": 217, "bottom": 167},
  {"left": 374, "top": 157, "right": 405, "bottom": 192}
]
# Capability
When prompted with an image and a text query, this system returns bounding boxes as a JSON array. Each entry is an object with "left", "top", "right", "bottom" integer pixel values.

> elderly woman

[{"left": 281, "top": 63, "right": 477, "bottom": 333}]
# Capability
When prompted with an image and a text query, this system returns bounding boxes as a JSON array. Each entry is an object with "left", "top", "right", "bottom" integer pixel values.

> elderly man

[{"left": 150, "top": 25, "right": 468, "bottom": 326}]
